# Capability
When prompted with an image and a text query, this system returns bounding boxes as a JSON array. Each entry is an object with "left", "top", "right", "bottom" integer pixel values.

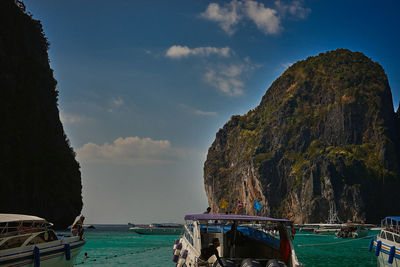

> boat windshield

[
  {"left": 0, "top": 221, "right": 52, "bottom": 237},
  {"left": 194, "top": 220, "right": 291, "bottom": 265}
]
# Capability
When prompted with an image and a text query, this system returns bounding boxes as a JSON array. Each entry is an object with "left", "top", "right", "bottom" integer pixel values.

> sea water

[{"left": 72, "top": 225, "right": 378, "bottom": 267}]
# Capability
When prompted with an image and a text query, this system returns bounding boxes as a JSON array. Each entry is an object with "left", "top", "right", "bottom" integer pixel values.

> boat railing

[
  {"left": 380, "top": 230, "right": 400, "bottom": 244},
  {"left": 0, "top": 226, "right": 49, "bottom": 238}
]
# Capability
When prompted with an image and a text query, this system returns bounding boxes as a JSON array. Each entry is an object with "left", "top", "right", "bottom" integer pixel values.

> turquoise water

[{"left": 72, "top": 226, "right": 378, "bottom": 266}]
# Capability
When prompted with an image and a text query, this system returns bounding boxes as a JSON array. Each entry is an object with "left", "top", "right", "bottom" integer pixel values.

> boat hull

[
  {"left": 373, "top": 240, "right": 400, "bottom": 267},
  {"left": 376, "top": 252, "right": 400, "bottom": 267},
  {"left": 0, "top": 237, "right": 85, "bottom": 267},
  {"left": 130, "top": 227, "right": 182, "bottom": 235},
  {"left": 314, "top": 229, "right": 340, "bottom": 235}
]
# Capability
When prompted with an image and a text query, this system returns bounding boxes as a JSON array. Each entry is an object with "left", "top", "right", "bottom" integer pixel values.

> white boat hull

[
  {"left": 373, "top": 239, "right": 400, "bottom": 267},
  {"left": 130, "top": 227, "right": 182, "bottom": 235},
  {"left": 0, "top": 237, "right": 85, "bottom": 267},
  {"left": 314, "top": 229, "right": 340, "bottom": 235},
  {"left": 377, "top": 252, "right": 400, "bottom": 267}
]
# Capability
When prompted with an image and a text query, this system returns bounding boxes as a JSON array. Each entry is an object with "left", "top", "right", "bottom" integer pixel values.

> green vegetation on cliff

[{"left": 204, "top": 49, "right": 400, "bottom": 223}]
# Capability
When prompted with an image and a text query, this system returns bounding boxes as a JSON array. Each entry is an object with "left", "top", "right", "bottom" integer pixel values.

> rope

[
  {"left": 296, "top": 234, "right": 375, "bottom": 247},
  {"left": 295, "top": 234, "right": 334, "bottom": 237},
  {"left": 74, "top": 245, "right": 168, "bottom": 265}
]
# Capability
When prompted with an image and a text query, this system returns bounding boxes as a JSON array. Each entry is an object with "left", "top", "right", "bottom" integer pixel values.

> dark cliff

[
  {"left": 0, "top": 0, "right": 82, "bottom": 228},
  {"left": 204, "top": 49, "right": 400, "bottom": 223}
]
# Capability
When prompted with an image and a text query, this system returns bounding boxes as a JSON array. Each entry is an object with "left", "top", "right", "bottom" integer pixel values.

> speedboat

[
  {"left": 172, "top": 213, "right": 304, "bottom": 267},
  {"left": 130, "top": 223, "right": 182, "bottom": 235},
  {"left": 335, "top": 223, "right": 371, "bottom": 238},
  {"left": 0, "top": 214, "right": 85, "bottom": 267},
  {"left": 369, "top": 217, "right": 400, "bottom": 266}
]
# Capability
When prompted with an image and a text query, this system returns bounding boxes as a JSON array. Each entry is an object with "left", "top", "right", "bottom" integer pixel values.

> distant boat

[
  {"left": 300, "top": 203, "right": 343, "bottom": 235},
  {"left": 68, "top": 224, "right": 95, "bottom": 230},
  {"left": 335, "top": 223, "right": 371, "bottom": 238},
  {"left": 130, "top": 223, "right": 182, "bottom": 235},
  {"left": 369, "top": 216, "right": 400, "bottom": 266},
  {"left": 0, "top": 214, "right": 85, "bottom": 267}
]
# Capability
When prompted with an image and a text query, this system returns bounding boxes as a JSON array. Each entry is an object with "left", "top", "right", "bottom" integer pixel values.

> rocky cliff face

[
  {"left": 204, "top": 49, "right": 400, "bottom": 224},
  {"left": 0, "top": 0, "right": 82, "bottom": 228}
]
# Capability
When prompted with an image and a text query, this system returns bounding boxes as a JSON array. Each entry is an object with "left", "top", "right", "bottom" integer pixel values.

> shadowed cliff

[
  {"left": 204, "top": 49, "right": 400, "bottom": 223},
  {"left": 0, "top": 0, "right": 82, "bottom": 228}
]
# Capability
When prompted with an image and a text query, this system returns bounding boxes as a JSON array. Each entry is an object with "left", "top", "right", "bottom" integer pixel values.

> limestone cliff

[
  {"left": 0, "top": 0, "right": 82, "bottom": 228},
  {"left": 204, "top": 49, "right": 400, "bottom": 224}
]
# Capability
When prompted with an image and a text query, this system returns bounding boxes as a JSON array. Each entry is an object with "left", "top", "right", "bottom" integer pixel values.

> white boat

[
  {"left": 369, "top": 217, "right": 400, "bottom": 266},
  {"left": 130, "top": 223, "right": 182, "bottom": 235},
  {"left": 335, "top": 223, "right": 371, "bottom": 238},
  {"left": 172, "top": 213, "right": 304, "bottom": 267},
  {"left": 300, "top": 203, "right": 342, "bottom": 235},
  {"left": 0, "top": 214, "right": 85, "bottom": 267}
]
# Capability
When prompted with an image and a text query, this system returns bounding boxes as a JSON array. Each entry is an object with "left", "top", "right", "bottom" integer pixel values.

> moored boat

[
  {"left": 172, "top": 213, "right": 304, "bottom": 267},
  {"left": 369, "top": 217, "right": 400, "bottom": 266},
  {"left": 130, "top": 223, "right": 182, "bottom": 235},
  {"left": 335, "top": 223, "right": 370, "bottom": 238},
  {"left": 0, "top": 214, "right": 85, "bottom": 267}
]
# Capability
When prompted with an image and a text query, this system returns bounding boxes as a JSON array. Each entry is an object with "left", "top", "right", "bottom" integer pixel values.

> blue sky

[{"left": 24, "top": 0, "right": 400, "bottom": 224}]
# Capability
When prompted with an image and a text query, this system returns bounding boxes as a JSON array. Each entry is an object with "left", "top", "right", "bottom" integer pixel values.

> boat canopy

[
  {"left": 382, "top": 216, "right": 400, "bottom": 226},
  {"left": 184, "top": 214, "right": 290, "bottom": 223},
  {"left": 0, "top": 214, "right": 47, "bottom": 224}
]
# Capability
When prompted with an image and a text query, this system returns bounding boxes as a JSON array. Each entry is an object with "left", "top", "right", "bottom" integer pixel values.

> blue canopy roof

[
  {"left": 184, "top": 213, "right": 290, "bottom": 222},
  {"left": 382, "top": 217, "right": 400, "bottom": 224}
]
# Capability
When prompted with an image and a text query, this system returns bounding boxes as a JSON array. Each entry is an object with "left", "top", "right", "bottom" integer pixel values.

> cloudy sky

[{"left": 24, "top": 0, "right": 400, "bottom": 224}]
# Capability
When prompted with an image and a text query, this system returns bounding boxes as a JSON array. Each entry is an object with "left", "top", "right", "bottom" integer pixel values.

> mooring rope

[
  {"left": 296, "top": 234, "right": 375, "bottom": 247},
  {"left": 74, "top": 245, "right": 169, "bottom": 265}
]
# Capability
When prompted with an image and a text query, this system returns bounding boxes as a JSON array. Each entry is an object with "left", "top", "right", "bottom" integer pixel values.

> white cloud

[
  {"left": 200, "top": 1, "right": 242, "bottom": 35},
  {"left": 179, "top": 104, "right": 217, "bottom": 116},
  {"left": 274, "top": 0, "right": 311, "bottom": 19},
  {"left": 194, "top": 110, "right": 217, "bottom": 116},
  {"left": 204, "top": 65, "right": 244, "bottom": 96},
  {"left": 165, "top": 45, "right": 232, "bottom": 59},
  {"left": 282, "top": 62, "right": 294, "bottom": 69},
  {"left": 60, "top": 112, "right": 91, "bottom": 124},
  {"left": 76, "top": 136, "right": 183, "bottom": 164},
  {"left": 201, "top": 0, "right": 310, "bottom": 35},
  {"left": 203, "top": 59, "right": 260, "bottom": 96},
  {"left": 244, "top": 0, "right": 281, "bottom": 34},
  {"left": 112, "top": 97, "right": 124, "bottom": 106}
]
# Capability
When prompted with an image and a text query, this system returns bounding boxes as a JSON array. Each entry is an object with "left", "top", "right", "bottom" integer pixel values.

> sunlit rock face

[
  {"left": 0, "top": 0, "right": 82, "bottom": 229},
  {"left": 204, "top": 49, "right": 400, "bottom": 224}
]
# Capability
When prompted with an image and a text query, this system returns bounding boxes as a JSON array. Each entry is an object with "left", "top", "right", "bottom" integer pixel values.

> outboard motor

[
  {"left": 266, "top": 259, "right": 286, "bottom": 267},
  {"left": 240, "top": 258, "right": 262, "bottom": 267},
  {"left": 213, "top": 259, "right": 235, "bottom": 267}
]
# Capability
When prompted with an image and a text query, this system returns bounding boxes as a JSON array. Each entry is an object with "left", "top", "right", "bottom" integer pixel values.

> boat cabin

[
  {"left": 179, "top": 214, "right": 303, "bottom": 267},
  {"left": 0, "top": 214, "right": 57, "bottom": 250},
  {"left": 380, "top": 217, "right": 400, "bottom": 244}
]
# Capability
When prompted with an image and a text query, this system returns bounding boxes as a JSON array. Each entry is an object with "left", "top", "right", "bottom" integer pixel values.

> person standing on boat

[
  {"left": 71, "top": 215, "right": 85, "bottom": 240},
  {"left": 197, "top": 238, "right": 224, "bottom": 266}
]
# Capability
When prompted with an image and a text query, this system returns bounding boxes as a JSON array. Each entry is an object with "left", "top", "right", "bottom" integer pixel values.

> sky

[{"left": 23, "top": 0, "right": 400, "bottom": 224}]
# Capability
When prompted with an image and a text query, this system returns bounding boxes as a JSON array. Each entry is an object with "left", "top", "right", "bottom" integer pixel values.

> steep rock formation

[
  {"left": 204, "top": 49, "right": 400, "bottom": 223},
  {"left": 0, "top": 0, "right": 82, "bottom": 228}
]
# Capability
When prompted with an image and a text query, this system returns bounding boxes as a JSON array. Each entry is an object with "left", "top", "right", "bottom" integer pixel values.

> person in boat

[
  {"left": 278, "top": 223, "right": 290, "bottom": 263},
  {"left": 198, "top": 238, "right": 224, "bottom": 266},
  {"left": 71, "top": 215, "right": 85, "bottom": 240},
  {"left": 226, "top": 221, "right": 244, "bottom": 246}
]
